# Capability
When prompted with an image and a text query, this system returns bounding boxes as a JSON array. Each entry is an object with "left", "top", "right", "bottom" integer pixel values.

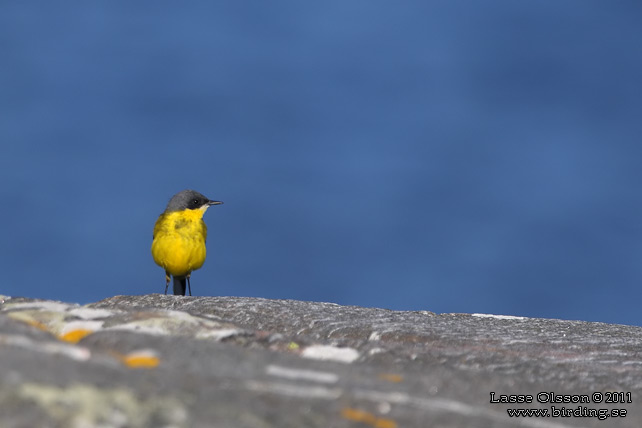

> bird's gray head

[{"left": 165, "top": 189, "right": 223, "bottom": 212}]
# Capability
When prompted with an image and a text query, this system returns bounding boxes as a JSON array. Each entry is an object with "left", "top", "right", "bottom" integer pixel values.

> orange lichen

[
  {"left": 340, "top": 407, "right": 397, "bottom": 428},
  {"left": 378, "top": 373, "right": 403, "bottom": 383},
  {"left": 25, "top": 319, "right": 50, "bottom": 332},
  {"left": 59, "top": 329, "right": 93, "bottom": 343},
  {"left": 122, "top": 354, "right": 160, "bottom": 368},
  {"left": 111, "top": 351, "right": 160, "bottom": 369}
]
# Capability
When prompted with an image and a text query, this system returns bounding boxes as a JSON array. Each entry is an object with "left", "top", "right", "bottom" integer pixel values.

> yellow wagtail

[{"left": 151, "top": 190, "right": 223, "bottom": 295}]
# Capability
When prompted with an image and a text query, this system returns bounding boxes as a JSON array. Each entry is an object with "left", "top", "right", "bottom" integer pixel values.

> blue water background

[{"left": 2, "top": 2, "right": 641, "bottom": 325}]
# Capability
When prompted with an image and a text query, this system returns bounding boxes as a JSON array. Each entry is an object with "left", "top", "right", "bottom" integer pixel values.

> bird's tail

[{"left": 173, "top": 276, "right": 187, "bottom": 296}]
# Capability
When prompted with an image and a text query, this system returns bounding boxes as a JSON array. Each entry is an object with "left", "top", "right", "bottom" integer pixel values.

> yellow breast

[{"left": 151, "top": 209, "right": 208, "bottom": 276}]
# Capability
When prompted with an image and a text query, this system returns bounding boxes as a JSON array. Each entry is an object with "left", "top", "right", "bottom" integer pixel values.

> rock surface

[{"left": 0, "top": 294, "right": 640, "bottom": 427}]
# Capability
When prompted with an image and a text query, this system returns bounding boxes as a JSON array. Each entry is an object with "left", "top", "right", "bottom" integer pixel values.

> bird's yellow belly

[{"left": 151, "top": 211, "right": 208, "bottom": 276}]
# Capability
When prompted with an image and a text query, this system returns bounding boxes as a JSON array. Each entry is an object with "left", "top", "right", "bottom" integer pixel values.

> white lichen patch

[
  {"left": 2, "top": 301, "right": 78, "bottom": 312},
  {"left": 104, "top": 323, "right": 169, "bottom": 336},
  {"left": 195, "top": 328, "right": 246, "bottom": 341},
  {"left": 301, "top": 345, "right": 360, "bottom": 363},
  {"left": 6, "top": 309, "right": 69, "bottom": 333},
  {"left": 18, "top": 383, "right": 188, "bottom": 428},
  {"left": 368, "top": 331, "right": 381, "bottom": 341},
  {"left": 3, "top": 301, "right": 245, "bottom": 343},
  {"left": 0, "top": 334, "right": 91, "bottom": 361},
  {"left": 266, "top": 364, "right": 339, "bottom": 384},
  {"left": 471, "top": 313, "right": 527, "bottom": 321},
  {"left": 102, "top": 310, "right": 240, "bottom": 340},
  {"left": 60, "top": 321, "right": 105, "bottom": 336},
  {"left": 245, "top": 380, "right": 342, "bottom": 400},
  {"left": 68, "top": 307, "right": 117, "bottom": 319}
]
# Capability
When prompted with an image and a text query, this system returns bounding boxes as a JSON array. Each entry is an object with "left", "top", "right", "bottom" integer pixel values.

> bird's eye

[{"left": 192, "top": 199, "right": 199, "bottom": 205}]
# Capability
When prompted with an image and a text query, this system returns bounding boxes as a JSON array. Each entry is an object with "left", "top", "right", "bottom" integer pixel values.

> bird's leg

[
  {"left": 164, "top": 272, "right": 170, "bottom": 295},
  {"left": 187, "top": 273, "right": 192, "bottom": 296}
]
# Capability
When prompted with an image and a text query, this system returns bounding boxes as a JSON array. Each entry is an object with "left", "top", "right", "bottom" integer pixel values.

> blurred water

[{"left": 1, "top": 1, "right": 641, "bottom": 325}]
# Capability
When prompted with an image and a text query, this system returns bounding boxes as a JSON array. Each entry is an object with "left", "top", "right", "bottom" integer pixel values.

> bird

[{"left": 151, "top": 190, "right": 223, "bottom": 296}]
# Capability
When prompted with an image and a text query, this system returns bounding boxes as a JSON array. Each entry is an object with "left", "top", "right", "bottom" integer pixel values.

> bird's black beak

[{"left": 208, "top": 200, "right": 223, "bottom": 206}]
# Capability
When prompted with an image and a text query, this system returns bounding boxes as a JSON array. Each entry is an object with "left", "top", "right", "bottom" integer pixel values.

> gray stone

[{"left": 0, "top": 294, "right": 639, "bottom": 427}]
